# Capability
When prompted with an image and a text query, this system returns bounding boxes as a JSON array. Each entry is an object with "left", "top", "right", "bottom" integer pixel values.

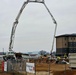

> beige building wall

[
  {"left": 56, "top": 37, "right": 63, "bottom": 48},
  {"left": 56, "top": 37, "right": 68, "bottom": 48},
  {"left": 68, "top": 37, "right": 76, "bottom": 42}
]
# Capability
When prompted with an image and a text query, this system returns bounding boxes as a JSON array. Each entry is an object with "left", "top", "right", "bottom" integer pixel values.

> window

[
  {"left": 73, "top": 48, "right": 76, "bottom": 52},
  {"left": 75, "top": 42, "right": 76, "bottom": 46},
  {"left": 69, "top": 48, "right": 73, "bottom": 53},
  {"left": 68, "top": 42, "right": 72, "bottom": 47}
]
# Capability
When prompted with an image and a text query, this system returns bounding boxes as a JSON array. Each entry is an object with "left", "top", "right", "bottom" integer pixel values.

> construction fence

[{"left": 2, "top": 58, "right": 53, "bottom": 75}]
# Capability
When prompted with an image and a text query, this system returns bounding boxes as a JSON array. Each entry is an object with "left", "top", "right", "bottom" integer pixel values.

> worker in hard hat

[
  {"left": 56, "top": 56, "right": 61, "bottom": 64},
  {"left": 64, "top": 53, "right": 67, "bottom": 59}
]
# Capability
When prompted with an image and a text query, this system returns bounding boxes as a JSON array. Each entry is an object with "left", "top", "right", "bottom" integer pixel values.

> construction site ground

[{"left": 0, "top": 61, "right": 76, "bottom": 75}]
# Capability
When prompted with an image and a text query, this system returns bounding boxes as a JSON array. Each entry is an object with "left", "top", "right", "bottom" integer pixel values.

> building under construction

[{"left": 56, "top": 33, "right": 76, "bottom": 56}]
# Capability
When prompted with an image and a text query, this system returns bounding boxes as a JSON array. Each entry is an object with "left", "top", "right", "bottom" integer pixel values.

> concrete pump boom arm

[
  {"left": 9, "top": 0, "right": 57, "bottom": 54},
  {"left": 9, "top": 1, "right": 28, "bottom": 51},
  {"left": 43, "top": 3, "right": 57, "bottom": 54}
]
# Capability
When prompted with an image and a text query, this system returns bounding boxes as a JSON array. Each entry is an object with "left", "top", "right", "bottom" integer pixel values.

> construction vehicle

[
  {"left": 3, "top": 51, "right": 16, "bottom": 61},
  {"left": 5, "top": 0, "right": 57, "bottom": 60}
]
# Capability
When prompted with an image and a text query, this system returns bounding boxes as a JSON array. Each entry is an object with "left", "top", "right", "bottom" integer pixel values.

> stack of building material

[{"left": 69, "top": 53, "right": 76, "bottom": 68}]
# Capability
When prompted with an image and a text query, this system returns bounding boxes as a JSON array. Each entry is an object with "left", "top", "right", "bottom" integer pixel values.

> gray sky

[{"left": 0, "top": 0, "right": 76, "bottom": 53}]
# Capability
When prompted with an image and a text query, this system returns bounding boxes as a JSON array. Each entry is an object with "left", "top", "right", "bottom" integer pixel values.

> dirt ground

[
  {"left": 0, "top": 72, "right": 24, "bottom": 75},
  {"left": 53, "top": 70, "right": 76, "bottom": 75},
  {"left": 36, "top": 63, "right": 70, "bottom": 71},
  {"left": 18, "top": 63, "right": 76, "bottom": 75},
  {"left": 1, "top": 70, "right": 76, "bottom": 75},
  {"left": 0, "top": 60, "right": 76, "bottom": 75}
]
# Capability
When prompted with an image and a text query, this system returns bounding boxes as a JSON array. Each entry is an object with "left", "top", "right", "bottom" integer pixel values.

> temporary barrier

[
  {"left": 2, "top": 61, "right": 4, "bottom": 71},
  {"left": 4, "top": 62, "right": 7, "bottom": 71},
  {"left": 2, "top": 61, "right": 7, "bottom": 72},
  {"left": 26, "top": 62, "right": 35, "bottom": 73}
]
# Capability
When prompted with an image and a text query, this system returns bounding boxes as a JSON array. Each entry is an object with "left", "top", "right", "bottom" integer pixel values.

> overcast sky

[{"left": 0, "top": 0, "right": 76, "bottom": 53}]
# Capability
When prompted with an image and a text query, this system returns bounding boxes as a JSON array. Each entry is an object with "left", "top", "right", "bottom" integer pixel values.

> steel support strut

[{"left": 9, "top": 0, "right": 57, "bottom": 54}]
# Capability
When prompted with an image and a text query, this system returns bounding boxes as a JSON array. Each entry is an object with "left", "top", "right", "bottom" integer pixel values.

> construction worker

[
  {"left": 64, "top": 53, "right": 67, "bottom": 59},
  {"left": 56, "top": 56, "right": 61, "bottom": 64}
]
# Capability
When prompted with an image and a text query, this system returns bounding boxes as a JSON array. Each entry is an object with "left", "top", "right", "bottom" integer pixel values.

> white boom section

[
  {"left": 9, "top": 0, "right": 57, "bottom": 54},
  {"left": 43, "top": 3, "right": 57, "bottom": 54},
  {"left": 9, "top": 1, "right": 28, "bottom": 51}
]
